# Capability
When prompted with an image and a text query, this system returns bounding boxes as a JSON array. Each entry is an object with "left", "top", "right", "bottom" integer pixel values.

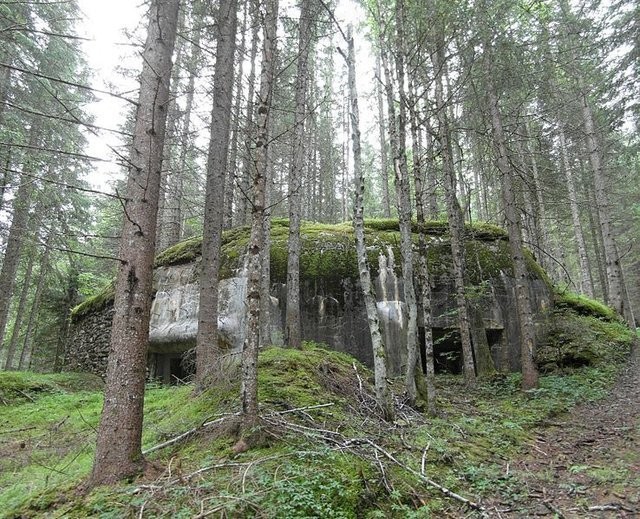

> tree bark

[
  {"left": 241, "top": 0, "right": 279, "bottom": 428},
  {"left": 559, "top": 127, "right": 594, "bottom": 298},
  {"left": 385, "top": 0, "right": 420, "bottom": 405},
  {"left": 285, "top": 0, "right": 315, "bottom": 349},
  {"left": 579, "top": 85, "right": 625, "bottom": 317},
  {"left": 196, "top": 0, "right": 238, "bottom": 384},
  {"left": 90, "top": 0, "right": 179, "bottom": 486},
  {"left": 3, "top": 249, "right": 34, "bottom": 370},
  {"left": 431, "top": 42, "right": 479, "bottom": 383},
  {"left": 0, "top": 124, "right": 39, "bottom": 352},
  {"left": 236, "top": 14, "right": 260, "bottom": 227},
  {"left": 344, "top": 27, "right": 393, "bottom": 421},
  {"left": 162, "top": 0, "right": 204, "bottom": 250},
  {"left": 224, "top": 0, "right": 248, "bottom": 231},
  {"left": 19, "top": 236, "right": 53, "bottom": 371},
  {"left": 485, "top": 68, "right": 538, "bottom": 390},
  {"left": 375, "top": 51, "right": 391, "bottom": 218},
  {"left": 411, "top": 115, "right": 437, "bottom": 414}
]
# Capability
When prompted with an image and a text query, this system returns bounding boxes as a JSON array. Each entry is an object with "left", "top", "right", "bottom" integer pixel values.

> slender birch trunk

[
  {"left": 375, "top": 52, "right": 391, "bottom": 218},
  {"left": 343, "top": 26, "right": 393, "bottom": 421},
  {"left": 387, "top": 0, "right": 420, "bottom": 404},
  {"left": 241, "top": 0, "right": 279, "bottom": 427}
]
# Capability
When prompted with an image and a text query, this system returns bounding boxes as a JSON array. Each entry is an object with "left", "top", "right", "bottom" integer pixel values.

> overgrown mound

[
  {"left": 553, "top": 290, "right": 619, "bottom": 321},
  {"left": 538, "top": 291, "right": 633, "bottom": 372},
  {"left": 73, "top": 219, "right": 544, "bottom": 320}
]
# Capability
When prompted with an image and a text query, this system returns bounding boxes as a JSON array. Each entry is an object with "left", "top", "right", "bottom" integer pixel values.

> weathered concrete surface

[{"left": 66, "top": 222, "right": 553, "bottom": 379}]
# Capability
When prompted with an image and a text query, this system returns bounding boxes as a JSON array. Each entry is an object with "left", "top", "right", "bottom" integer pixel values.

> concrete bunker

[{"left": 66, "top": 220, "right": 553, "bottom": 380}]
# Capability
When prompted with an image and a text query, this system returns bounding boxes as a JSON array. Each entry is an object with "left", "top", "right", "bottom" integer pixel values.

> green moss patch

[
  {"left": 3, "top": 332, "right": 636, "bottom": 518},
  {"left": 153, "top": 236, "right": 203, "bottom": 267},
  {"left": 0, "top": 371, "right": 103, "bottom": 406},
  {"left": 553, "top": 290, "right": 619, "bottom": 321},
  {"left": 69, "top": 281, "right": 114, "bottom": 321}
]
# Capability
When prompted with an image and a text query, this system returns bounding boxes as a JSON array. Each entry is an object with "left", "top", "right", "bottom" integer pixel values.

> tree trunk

[
  {"left": 0, "top": 125, "right": 39, "bottom": 352},
  {"left": 90, "top": 0, "right": 179, "bottom": 486},
  {"left": 585, "top": 177, "right": 609, "bottom": 300},
  {"left": 162, "top": 0, "right": 204, "bottom": 250},
  {"left": 285, "top": 0, "right": 315, "bottom": 349},
  {"left": 195, "top": 0, "right": 238, "bottom": 384},
  {"left": 485, "top": 69, "right": 538, "bottom": 390},
  {"left": 344, "top": 27, "right": 393, "bottom": 421},
  {"left": 411, "top": 116, "right": 437, "bottom": 414},
  {"left": 3, "top": 250, "right": 34, "bottom": 370},
  {"left": 375, "top": 52, "right": 391, "bottom": 218},
  {"left": 559, "top": 127, "right": 594, "bottom": 298},
  {"left": 259, "top": 196, "right": 272, "bottom": 347},
  {"left": 236, "top": 15, "right": 260, "bottom": 227},
  {"left": 224, "top": 0, "right": 248, "bottom": 230},
  {"left": 579, "top": 85, "right": 625, "bottom": 317},
  {"left": 19, "top": 237, "right": 54, "bottom": 371},
  {"left": 431, "top": 43, "right": 480, "bottom": 383},
  {"left": 241, "top": 0, "right": 279, "bottom": 428},
  {"left": 156, "top": 5, "right": 185, "bottom": 254},
  {"left": 385, "top": 0, "right": 420, "bottom": 405}
]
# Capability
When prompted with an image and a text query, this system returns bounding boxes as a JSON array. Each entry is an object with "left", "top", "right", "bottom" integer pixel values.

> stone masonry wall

[{"left": 67, "top": 305, "right": 114, "bottom": 378}]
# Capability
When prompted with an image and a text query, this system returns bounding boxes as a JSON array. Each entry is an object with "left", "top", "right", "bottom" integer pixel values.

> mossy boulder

[{"left": 537, "top": 304, "right": 633, "bottom": 372}]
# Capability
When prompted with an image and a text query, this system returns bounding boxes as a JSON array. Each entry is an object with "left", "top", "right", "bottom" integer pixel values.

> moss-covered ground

[{"left": 2, "top": 309, "right": 638, "bottom": 518}]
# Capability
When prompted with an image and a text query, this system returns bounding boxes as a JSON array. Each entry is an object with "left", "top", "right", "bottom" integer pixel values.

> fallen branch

[
  {"left": 265, "top": 402, "right": 335, "bottom": 417},
  {"left": 17, "top": 389, "right": 36, "bottom": 402},
  {"left": 588, "top": 503, "right": 634, "bottom": 512},
  {"left": 0, "top": 425, "right": 37, "bottom": 435},
  {"left": 143, "top": 413, "right": 239, "bottom": 455},
  {"left": 355, "top": 438, "right": 487, "bottom": 514},
  {"left": 420, "top": 443, "right": 430, "bottom": 476},
  {"left": 544, "top": 500, "right": 565, "bottom": 518},
  {"left": 143, "top": 404, "right": 335, "bottom": 456}
]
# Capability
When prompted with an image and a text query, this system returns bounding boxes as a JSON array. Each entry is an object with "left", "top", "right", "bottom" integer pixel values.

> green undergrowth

[
  {"left": 2, "top": 334, "right": 634, "bottom": 518},
  {"left": 71, "top": 219, "right": 538, "bottom": 321}
]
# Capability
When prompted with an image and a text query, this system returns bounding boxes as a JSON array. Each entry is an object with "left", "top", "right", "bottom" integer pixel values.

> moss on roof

[{"left": 71, "top": 219, "right": 542, "bottom": 321}]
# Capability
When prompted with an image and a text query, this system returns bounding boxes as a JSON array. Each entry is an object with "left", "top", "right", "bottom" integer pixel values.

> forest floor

[
  {"left": 482, "top": 345, "right": 640, "bottom": 518},
  {"left": 2, "top": 333, "right": 638, "bottom": 518}
]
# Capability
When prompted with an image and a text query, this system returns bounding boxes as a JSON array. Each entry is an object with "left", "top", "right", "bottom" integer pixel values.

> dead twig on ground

[
  {"left": 543, "top": 500, "right": 566, "bottom": 518},
  {"left": 353, "top": 438, "right": 487, "bottom": 515}
]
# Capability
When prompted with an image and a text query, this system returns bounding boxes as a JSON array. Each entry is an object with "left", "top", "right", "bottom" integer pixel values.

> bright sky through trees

[
  {"left": 77, "top": 0, "right": 143, "bottom": 189},
  {"left": 75, "top": 0, "right": 371, "bottom": 190}
]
